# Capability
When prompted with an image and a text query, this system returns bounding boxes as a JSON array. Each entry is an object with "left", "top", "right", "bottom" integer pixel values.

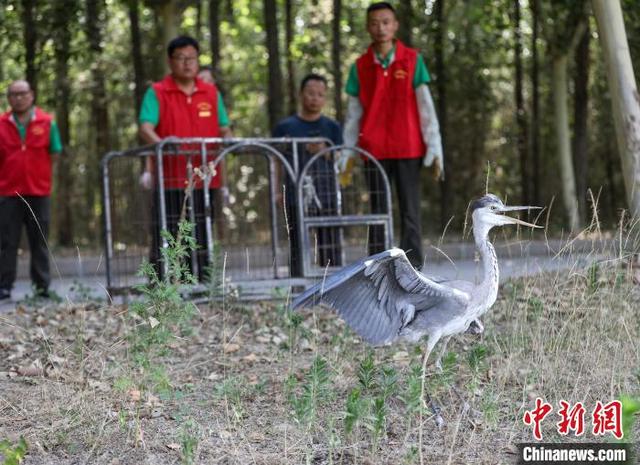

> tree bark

[
  {"left": 513, "top": 0, "right": 530, "bottom": 206},
  {"left": 592, "top": 0, "right": 640, "bottom": 218},
  {"left": 552, "top": 55, "right": 581, "bottom": 231},
  {"left": 263, "top": 0, "right": 284, "bottom": 130},
  {"left": 21, "top": 0, "right": 39, "bottom": 96},
  {"left": 530, "top": 0, "right": 541, "bottom": 206},
  {"left": 572, "top": 25, "right": 590, "bottom": 221},
  {"left": 85, "top": 0, "right": 110, "bottom": 238},
  {"left": 285, "top": 0, "right": 296, "bottom": 116},
  {"left": 396, "top": 0, "right": 413, "bottom": 47},
  {"left": 128, "top": 0, "right": 145, "bottom": 113},
  {"left": 209, "top": 0, "right": 221, "bottom": 81},
  {"left": 332, "top": 0, "right": 343, "bottom": 121},
  {"left": 434, "top": 0, "right": 450, "bottom": 229},
  {"left": 53, "top": 0, "right": 75, "bottom": 246}
]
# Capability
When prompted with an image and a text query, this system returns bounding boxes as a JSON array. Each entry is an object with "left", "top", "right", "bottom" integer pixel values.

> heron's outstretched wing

[{"left": 292, "top": 248, "right": 470, "bottom": 345}]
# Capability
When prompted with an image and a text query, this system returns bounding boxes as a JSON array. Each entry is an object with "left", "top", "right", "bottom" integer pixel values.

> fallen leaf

[
  {"left": 148, "top": 316, "right": 160, "bottom": 328},
  {"left": 166, "top": 443, "right": 180, "bottom": 451},
  {"left": 128, "top": 389, "right": 141, "bottom": 402},
  {"left": 223, "top": 343, "right": 240, "bottom": 353},
  {"left": 17, "top": 360, "right": 44, "bottom": 377},
  {"left": 242, "top": 353, "right": 258, "bottom": 363}
]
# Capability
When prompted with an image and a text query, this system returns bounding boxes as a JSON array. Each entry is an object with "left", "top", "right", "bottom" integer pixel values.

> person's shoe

[
  {"left": 35, "top": 288, "right": 50, "bottom": 299},
  {"left": 0, "top": 288, "right": 10, "bottom": 301}
]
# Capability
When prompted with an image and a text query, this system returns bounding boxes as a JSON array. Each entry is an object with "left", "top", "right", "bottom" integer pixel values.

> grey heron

[{"left": 292, "top": 194, "right": 541, "bottom": 423}]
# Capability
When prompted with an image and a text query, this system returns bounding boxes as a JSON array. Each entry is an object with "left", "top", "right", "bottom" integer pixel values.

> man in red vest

[
  {"left": 138, "top": 35, "right": 232, "bottom": 281},
  {"left": 340, "top": 2, "right": 443, "bottom": 269},
  {"left": 0, "top": 80, "right": 63, "bottom": 300}
]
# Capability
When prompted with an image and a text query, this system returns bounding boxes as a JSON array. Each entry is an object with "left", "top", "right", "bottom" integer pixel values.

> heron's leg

[
  {"left": 419, "top": 335, "right": 445, "bottom": 426},
  {"left": 434, "top": 336, "right": 452, "bottom": 372}
]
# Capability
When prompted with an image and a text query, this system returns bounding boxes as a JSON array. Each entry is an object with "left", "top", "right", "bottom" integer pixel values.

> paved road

[{"left": 1, "top": 239, "right": 602, "bottom": 311}]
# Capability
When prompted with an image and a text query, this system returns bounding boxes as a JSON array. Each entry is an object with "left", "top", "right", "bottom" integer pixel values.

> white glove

[{"left": 139, "top": 171, "right": 153, "bottom": 190}]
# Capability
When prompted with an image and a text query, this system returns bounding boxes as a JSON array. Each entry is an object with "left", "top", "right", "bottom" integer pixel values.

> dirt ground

[{"left": 0, "top": 257, "right": 639, "bottom": 464}]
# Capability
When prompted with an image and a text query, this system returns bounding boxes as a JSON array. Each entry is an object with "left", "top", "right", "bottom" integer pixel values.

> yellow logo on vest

[
  {"left": 31, "top": 126, "right": 45, "bottom": 136},
  {"left": 197, "top": 102, "right": 212, "bottom": 118},
  {"left": 393, "top": 69, "right": 408, "bottom": 80}
]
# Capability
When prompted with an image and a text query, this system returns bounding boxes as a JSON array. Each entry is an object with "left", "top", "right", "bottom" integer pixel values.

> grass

[{"left": 0, "top": 237, "right": 639, "bottom": 464}]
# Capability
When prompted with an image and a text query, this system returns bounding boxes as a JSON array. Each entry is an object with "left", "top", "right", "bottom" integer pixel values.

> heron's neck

[{"left": 473, "top": 227, "right": 499, "bottom": 316}]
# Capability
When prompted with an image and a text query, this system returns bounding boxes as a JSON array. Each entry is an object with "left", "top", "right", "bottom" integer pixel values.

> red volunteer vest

[
  {"left": 356, "top": 40, "right": 426, "bottom": 160},
  {"left": 153, "top": 75, "right": 221, "bottom": 189},
  {"left": 0, "top": 107, "right": 54, "bottom": 196}
]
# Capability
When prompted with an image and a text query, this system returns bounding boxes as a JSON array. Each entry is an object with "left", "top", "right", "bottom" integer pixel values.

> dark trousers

[
  {"left": 286, "top": 196, "right": 342, "bottom": 277},
  {"left": 0, "top": 196, "right": 50, "bottom": 291},
  {"left": 150, "top": 188, "right": 216, "bottom": 282},
  {"left": 366, "top": 157, "right": 423, "bottom": 267}
]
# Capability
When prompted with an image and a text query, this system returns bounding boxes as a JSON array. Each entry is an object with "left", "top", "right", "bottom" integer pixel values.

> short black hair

[
  {"left": 167, "top": 35, "right": 200, "bottom": 58},
  {"left": 367, "top": 2, "right": 396, "bottom": 16},
  {"left": 300, "top": 73, "right": 328, "bottom": 92}
]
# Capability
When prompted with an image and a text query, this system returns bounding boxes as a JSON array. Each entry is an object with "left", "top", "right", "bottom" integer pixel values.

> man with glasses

[
  {"left": 0, "top": 80, "right": 62, "bottom": 301},
  {"left": 138, "top": 35, "right": 232, "bottom": 281}
]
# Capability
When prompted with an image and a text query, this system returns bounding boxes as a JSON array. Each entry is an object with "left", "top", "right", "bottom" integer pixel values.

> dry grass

[{"left": 0, "top": 244, "right": 639, "bottom": 464}]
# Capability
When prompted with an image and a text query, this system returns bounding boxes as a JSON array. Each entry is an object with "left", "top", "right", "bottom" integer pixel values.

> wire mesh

[{"left": 102, "top": 139, "right": 394, "bottom": 292}]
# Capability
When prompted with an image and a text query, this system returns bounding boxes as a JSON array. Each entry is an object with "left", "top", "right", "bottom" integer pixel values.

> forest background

[{"left": 1, "top": 0, "right": 639, "bottom": 249}]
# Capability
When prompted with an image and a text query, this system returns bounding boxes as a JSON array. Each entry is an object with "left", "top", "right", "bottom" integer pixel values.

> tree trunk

[
  {"left": 434, "top": 0, "right": 450, "bottom": 229},
  {"left": 85, "top": 0, "right": 109, "bottom": 238},
  {"left": 21, "top": 0, "right": 39, "bottom": 96},
  {"left": 513, "top": 0, "right": 530, "bottom": 206},
  {"left": 128, "top": 0, "right": 145, "bottom": 114},
  {"left": 285, "top": 0, "right": 296, "bottom": 116},
  {"left": 195, "top": 0, "right": 202, "bottom": 41},
  {"left": 157, "top": 0, "right": 181, "bottom": 73},
  {"left": 572, "top": 25, "right": 589, "bottom": 221},
  {"left": 209, "top": 0, "right": 221, "bottom": 81},
  {"left": 592, "top": 0, "right": 640, "bottom": 218},
  {"left": 552, "top": 56, "right": 581, "bottom": 231},
  {"left": 396, "top": 0, "right": 413, "bottom": 47},
  {"left": 530, "top": 0, "right": 541, "bottom": 206},
  {"left": 332, "top": 0, "right": 342, "bottom": 121},
  {"left": 263, "top": 0, "right": 284, "bottom": 130},
  {"left": 53, "top": 1, "right": 75, "bottom": 246}
]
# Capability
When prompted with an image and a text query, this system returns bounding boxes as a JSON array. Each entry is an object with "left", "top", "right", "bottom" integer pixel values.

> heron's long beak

[{"left": 500, "top": 206, "right": 543, "bottom": 228}]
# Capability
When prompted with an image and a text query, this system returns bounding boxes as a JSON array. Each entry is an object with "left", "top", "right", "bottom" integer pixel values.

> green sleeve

[
  {"left": 345, "top": 64, "right": 360, "bottom": 97},
  {"left": 217, "top": 90, "right": 229, "bottom": 127},
  {"left": 413, "top": 55, "right": 431, "bottom": 88},
  {"left": 139, "top": 87, "right": 159, "bottom": 126},
  {"left": 49, "top": 120, "right": 63, "bottom": 154}
]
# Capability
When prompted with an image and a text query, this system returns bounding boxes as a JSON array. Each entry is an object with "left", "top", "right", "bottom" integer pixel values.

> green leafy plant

[
  {"left": 0, "top": 436, "right": 27, "bottom": 465},
  {"left": 289, "top": 356, "right": 332, "bottom": 428},
  {"left": 127, "top": 221, "right": 198, "bottom": 394},
  {"left": 357, "top": 350, "right": 377, "bottom": 392},
  {"left": 344, "top": 388, "right": 363, "bottom": 436}
]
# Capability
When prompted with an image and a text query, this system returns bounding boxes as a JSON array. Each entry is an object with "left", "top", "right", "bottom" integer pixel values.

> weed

[
  {"left": 179, "top": 418, "right": 199, "bottom": 465},
  {"left": 378, "top": 366, "right": 398, "bottom": 401},
  {"left": 127, "top": 221, "right": 198, "bottom": 394},
  {"left": 369, "top": 396, "right": 386, "bottom": 450},
  {"left": 357, "top": 350, "right": 377, "bottom": 392},
  {"left": 214, "top": 377, "right": 246, "bottom": 424},
  {"left": 0, "top": 436, "right": 27, "bottom": 465},
  {"left": 401, "top": 362, "right": 423, "bottom": 416},
  {"left": 467, "top": 343, "right": 489, "bottom": 375},
  {"left": 620, "top": 395, "right": 640, "bottom": 441},
  {"left": 587, "top": 261, "right": 599, "bottom": 293},
  {"left": 344, "top": 388, "right": 362, "bottom": 436},
  {"left": 289, "top": 356, "right": 332, "bottom": 428}
]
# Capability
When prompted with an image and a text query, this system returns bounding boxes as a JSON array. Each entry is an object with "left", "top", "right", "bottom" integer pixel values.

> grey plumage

[{"left": 292, "top": 194, "right": 541, "bottom": 364}]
